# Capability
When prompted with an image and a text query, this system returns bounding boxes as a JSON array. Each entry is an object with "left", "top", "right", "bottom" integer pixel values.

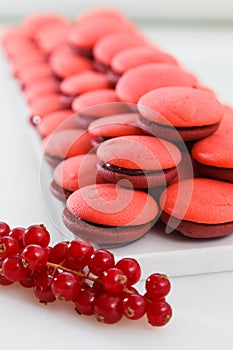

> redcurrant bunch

[{"left": 0, "top": 221, "right": 173, "bottom": 327}]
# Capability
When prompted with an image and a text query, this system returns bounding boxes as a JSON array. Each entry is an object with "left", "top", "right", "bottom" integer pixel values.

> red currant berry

[
  {"left": 0, "top": 236, "right": 19, "bottom": 261},
  {"left": 33, "top": 270, "right": 56, "bottom": 303},
  {"left": 0, "top": 261, "right": 14, "bottom": 286},
  {"left": 2, "top": 255, "right": 27, "bottom": 282},
  {"left": 146, "top": 300, "right": 172, "bottom": 327},
  {"left": 51, "top": 272, "right": 81, "bottom": 301},
  {"left": 21, "top": 244, "right": 48, "bottom": 270},
  {"left": 94, "top": 293, "right": 122, "bottom": 324},
  {"left": 23, "top": 224, "right": 50, "bottom": 247},
  {"left": 74, "top": 289, "right": 96, "bottom": 315},
  {"left": 64, "top": 239, "right": 94, "bottom": 270},
  {"left": 115, "top": 258, "right": 141, "bottom": 286},
  {"left": 49, "top": 241, "right": 69, "bottom": 264},
  {"left": 121, "top": 293, "right": 147, "bottom": 320},
  {"left": 19, "top": 269, "right": 37, "bottom": 288},
  {"left": 102, "top": 267, "right": 127, "bottom": 293},
  {"left": 88, "top": 249, "right": 115, "bottom": 276},
  {"left": 9, "top": 227, "right": 25, "bottom": 251},
  {"left": 145, "top": 273, "right": 171, "bottom": 300},
  {"left": 92, "top": 278, "right": 106, "bottom": 295},
  {"left": 0, "top": 222, "right": 10, "bottom": 238}
]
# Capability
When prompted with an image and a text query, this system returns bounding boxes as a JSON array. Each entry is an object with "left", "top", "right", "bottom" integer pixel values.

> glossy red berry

[
  {"left": 51, "top": 272, "right": 81, "bottom": 301},
  {"left": 102, "top": 267, "right": 127, "bottom": 293},
  {"left": 64, "top": 239, "right": 94, "bottom": 270},
  {"left": 116, "top": 258, "right": 141, "bottom": 286},
  {"left": 49, "top": 241, "right": 69, "bottom": 264},
  {"left": 121, "top": 293, "right": 147, "bottom": 320},
  {"left": 0, "top": 236, "right": 19, "bottom": 261},
  {"left": 88, "top": 249, "right": 115, "bottom": 276},
  {"left": 2, "top": 255, "right": 27, "bottom": 282},
  {"left": 94, "top": 293, "right": 122, "bottom": 324},
  {"left": 33, "top": 270, "right": 56, "bottom": 303},
  {"left": 75, "top": 289, "right": 96, "bottom": 315},
  {"left": 145, "top": 273, "right": 171, "bottom": 300},
  {"left": 146, "top": 300, "right": 172, "bottom": 327},
  {"left": 21, "top": 244, "right": 48, "bottom": 270},
  {"left": 0, "top": 222, "right": 10, "bottom": 238},
  {"left": 23, "top": 224, "right": 50, "bottom": 247},
  {"left": 9, "top": 227, "right": 25, "bottom": 250},
  {"left": 0, "top": 261, "right": 14, "bottom": 286}
]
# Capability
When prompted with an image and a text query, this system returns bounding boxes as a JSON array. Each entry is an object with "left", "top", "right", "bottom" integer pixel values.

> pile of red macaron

[{"left": 1, "top": 7, "right": 233, "bottom": 247}]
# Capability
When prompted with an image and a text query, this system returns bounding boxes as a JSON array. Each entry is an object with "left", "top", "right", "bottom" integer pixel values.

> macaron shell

[
  {"left": 49, "top": 45, "right": 93, "bottom": 78},
  {"left": 116, "top": 63, "right": 198, "bottom": 104},
  {"left": 60, "top": 70, "right": 111, "bottom": 96},
  {"left": 66, "top": 183, "right": 158, "bottom": 226},
  {"left": 53, "top": 154, "right": 103, "bottom": 192},
  {"left": 36, "top": 110, "right": 75, "bottom": 138},
  {"left": 68, "top": 17, "right": 136, "bottom": 50},
  {"left": 88, "top": 112, "right": 144, "bottom": 137},
  {"left": 138, "top": 86, "right": 224, "bottom": 127},
  {"left": 97, "top": 135, "right": 182, "bottom": 170},
  {"left": 160, "top": 178, "right": 233, "bottom": 224},
  {"left": 93, "top": 32, "right": 146, "bottom": 66},
  {"left": 111, "top": 45, "right": 179, "bottom": 74},
  {"left": 71, "top": 88, "right": 119, "bottom": 113},
  {"left": 42, "top": 128, "right": 93, "bottom": 159},
  {"left": 29, "top": 93, "right": 71, "bottom": 118},
  {"left": 17, "top": 62, "right": 54, "bottom": 86},
  {"left": 192, "top": 131, "right": 233, "bottom": 168},
  {"left": 23, "top": 77, "right": 60, "bottom": 103}
]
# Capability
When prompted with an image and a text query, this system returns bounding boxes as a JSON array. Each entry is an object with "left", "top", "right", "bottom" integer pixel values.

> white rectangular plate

[{"left": 1, "top": 24, "right": 233, "bottom": 279}]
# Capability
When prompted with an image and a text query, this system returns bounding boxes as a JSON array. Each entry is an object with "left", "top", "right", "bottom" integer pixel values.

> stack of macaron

[{"left": 2, "top": 7, "right": 233, "bottom": 246}]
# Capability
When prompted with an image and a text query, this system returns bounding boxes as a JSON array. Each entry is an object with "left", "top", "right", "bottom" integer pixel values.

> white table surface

[{"left": 0, "top": 22, "right": 233, "bottom": 350}]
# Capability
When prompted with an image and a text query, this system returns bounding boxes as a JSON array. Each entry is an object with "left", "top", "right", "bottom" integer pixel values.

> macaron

[
  {"left": 93, "top": 32, "right": 146, "bottom": 73},
  {"left": 109, "top": 45, "right": 179, "bottom": 84},
  {"left": 51, "top": 154, "right": 104, "bottom": 201},
  {"left": 60, "top": 70, "right": 111, "bottom": 97},
  {"left": 41, "top": 128, "right": 93, "bottom": 168},
  {"left": 67, "top": 16, "right": 136, "bottom": 58},
  {"left": 17, "top": 61, "right": 54, "bottom": 87},
  {"left": 116, "top": 63, "right": 198, "bottom": 104},
  {"left": 35, "top": 20, "right": 71, "bottom": 55},
  {"left": 62, "top": 183, "right": 159, "bottom": 246},
  {"left": 49, "top": 45, "right": 93, "bottom": 79},
  {"left": 29, "top": 93, "right": 72, "bottom": 121},
  {"left": 137, "top": 86, "right": 224, "bottom": 142},
  {"left": 36, "top": 109, "right": 76, "bottom": 138},
  {"left": 96, "top": 135, "right": 182, "bottom": 189},
  {"left": 160, "top": 178, "right": 233, "bottom": 238},
  {"left": 88, "top": 112, "right": 144, "bottom": 147},
  {"left": 10, "top": 49, "right": 46, "bottom": 77},
  {"left": 191, "top": 106, "right": 233, "bottom": 182},
  {"left": 21, "top": 13, "right": 66, "bottom": 38},
  {"left": 72, "top": 89, "right": 130, "bottom": 129},
  {"left": 23, "top": 76, "right": 60, "bottom": 104}
]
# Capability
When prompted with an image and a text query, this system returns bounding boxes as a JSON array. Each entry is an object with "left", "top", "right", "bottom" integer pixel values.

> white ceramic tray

[{"left": 1, "top": 24, "right": 233, "bottom": 279}]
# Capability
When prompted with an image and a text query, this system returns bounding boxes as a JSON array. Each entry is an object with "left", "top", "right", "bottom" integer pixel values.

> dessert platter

[{"left": 1, "top": 6, "right": 233, "bottom": 285}]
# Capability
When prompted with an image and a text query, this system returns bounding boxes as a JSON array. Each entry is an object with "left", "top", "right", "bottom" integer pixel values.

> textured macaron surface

[
  {"left": 111, "top": 45, "right": 178, "bottom": 74},
  {"left": 53, "top": 154, "right": 102, "bottom": 192},
  {"left": 138, "top": 86, "right": 224, "bottom": 127},
  {"left": 116, "top": 63, "right": 198, "bottom": 104},
  {"left": 72, "top": 89, "right": 119, "bottom": 113},
  {"left": 93, "top": 32, "right": 146, "bottom": 66},
  {"left": 66, "top": 183, "right": 158, "bottom": 226},
  {"left": 88, "top": 112, "right": 143, "bottom": 137},
  {"left": 192, "top": 133, "right": 233, "bottom": 168},
  {"left": 160, "top": 178, "right": 233, "bottom": 224},
  {"left": 42, "top": 128, "right": 92, "bottom": 159},
  {"left": 97, "top": 135, "right": 182, "bottom": 170}
]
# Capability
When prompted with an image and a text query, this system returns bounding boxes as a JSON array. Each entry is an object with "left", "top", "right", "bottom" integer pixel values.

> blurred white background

[{"left": 0, "top": 0, "right": 233, "bottom": 22}]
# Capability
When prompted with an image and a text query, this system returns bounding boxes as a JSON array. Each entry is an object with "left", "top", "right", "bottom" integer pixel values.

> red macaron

[
  {"left": 137, "top": 86, "right": 224, "bottom": 142},
  {"left": 62, "top": 183, "right": 159, "bottom": 246},
  {"left": 96, "top": 135, "right": 182, "bottom": 189},
  {"left": 160, "top": 178, "right": 233, "bottom": 238}
]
